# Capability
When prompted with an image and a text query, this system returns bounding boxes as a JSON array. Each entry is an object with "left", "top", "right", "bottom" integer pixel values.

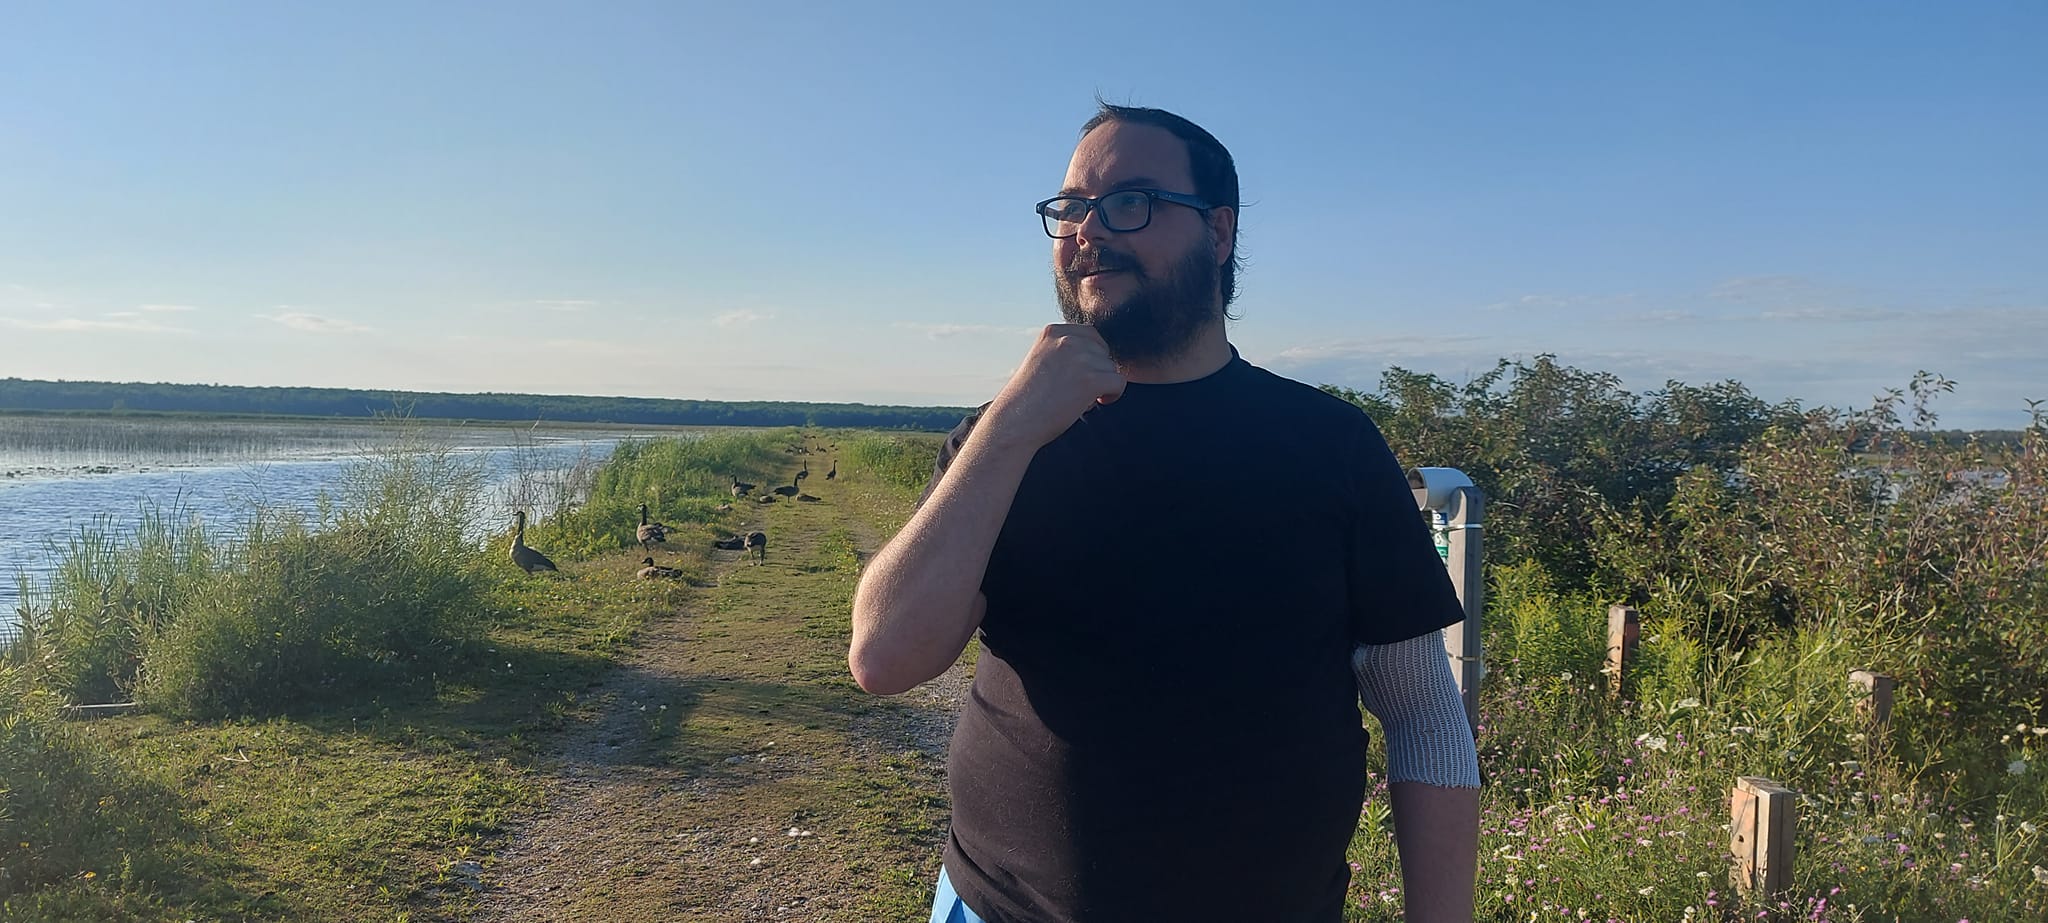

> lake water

[{"left": 0, "top": 416, "right": 663, "bottom": 637}]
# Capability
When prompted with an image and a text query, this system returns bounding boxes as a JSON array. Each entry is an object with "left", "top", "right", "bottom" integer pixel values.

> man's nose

[{"left": 1073, "top": 202, "right": 1115, "bottom": 247}]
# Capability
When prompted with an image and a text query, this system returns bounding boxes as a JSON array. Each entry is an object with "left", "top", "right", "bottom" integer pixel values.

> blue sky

[{"left": 2, "top": 2, "right": 2042, "bottom": 428}]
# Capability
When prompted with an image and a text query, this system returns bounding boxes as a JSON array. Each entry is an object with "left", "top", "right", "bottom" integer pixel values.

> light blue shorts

[{"left": 928, "top": 865, "right": 989, "bottom": 923}]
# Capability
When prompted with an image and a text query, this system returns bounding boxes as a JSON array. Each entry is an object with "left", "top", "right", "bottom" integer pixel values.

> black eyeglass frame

[{"left": 1034, "top": 188, "right": 1216, "bottom": 239}]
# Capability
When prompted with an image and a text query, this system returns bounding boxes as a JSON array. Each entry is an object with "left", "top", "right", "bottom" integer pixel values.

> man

[{"left": 849, "top": 102, "right": 1480, "bottom": 923}]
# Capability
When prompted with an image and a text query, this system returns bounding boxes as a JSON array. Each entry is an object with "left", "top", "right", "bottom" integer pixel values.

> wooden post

[
  {"left": 1604, "top": 604, "right": 1639, "bottom": 696},
  {"left": 1729, "top": 776, "right": 1797, "bottom": 896},
  {"left": 1848, "top": 670, "right": 1896, "bottom": 730}
]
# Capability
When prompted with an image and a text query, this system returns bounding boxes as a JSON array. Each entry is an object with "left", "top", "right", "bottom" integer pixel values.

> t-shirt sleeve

[
  {"left": 1344, "top": 412, "right": 1467, "bottom": 645},
  {"left": 914, "top": 403, "right": 991, "bottom": 510}
]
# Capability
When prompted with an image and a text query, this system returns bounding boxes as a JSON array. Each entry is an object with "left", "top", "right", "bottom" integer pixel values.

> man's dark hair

[{"left": 1080, "top": 101, "right": 1245, "bottom": 310}]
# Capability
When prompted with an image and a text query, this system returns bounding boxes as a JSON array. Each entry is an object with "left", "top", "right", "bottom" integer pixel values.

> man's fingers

[{"left": 1095, "top": 374, "right": 1128, "bottom": 405}]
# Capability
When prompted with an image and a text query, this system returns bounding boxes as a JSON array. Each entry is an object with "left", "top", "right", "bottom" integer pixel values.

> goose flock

[{"left": 509, "top": 435, "right": 838, "bottom": 581}]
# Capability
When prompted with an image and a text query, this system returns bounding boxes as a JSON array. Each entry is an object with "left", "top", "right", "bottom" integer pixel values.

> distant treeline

[{"left": 0, "top": 377, "right": 972, "bottom": 431}]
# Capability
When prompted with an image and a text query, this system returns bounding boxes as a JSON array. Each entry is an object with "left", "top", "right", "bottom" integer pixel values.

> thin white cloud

[
  {"left": 1270, "top": 334, "right": 1490, "bottom": 365},
  {"left": 1481, "top": 292, "right": 1642, "bottom": 313},
  {"left": 532, "top": 299, "right": 598, "bottom": 312},
  {"left": 1756, "top": 306, "right": 1909, "bottom": 323},
  {"left": 714, "top": 308, "right": 774, "bottom": 328},
  {"left": 2, "top": 316, "right": 188, "bottom": 334},
  {"left": 106, "top": 311, "right": 140, "bottom": 319},
  {"left": 893, "top": 322, "right": 1041, "bottom": 340},
  {"left": 138, "top": 303, "right": 198, "bottom": 313},
  {"left": 258, "top": 311, "right": 372, "bottom": 334},
  {"left": 1708, "top": 275, "right": 1816, "bottom": 301},
  {"left": 1617, "top": 310, "right": 1705, "bottom": 324}
]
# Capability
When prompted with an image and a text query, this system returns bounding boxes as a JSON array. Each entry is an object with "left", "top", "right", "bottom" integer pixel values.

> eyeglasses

[{"left": 1035, "top": 188, "right": 1214, "bottom": 238}]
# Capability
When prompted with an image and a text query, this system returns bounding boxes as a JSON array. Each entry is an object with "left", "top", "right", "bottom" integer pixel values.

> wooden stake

[
  {"left": 1729, "top": 776, "right": 1797, "bottom": 896},
  {"left": 1604, "top": 604, "right": 1639, "bottom": 696},
  {"left": 1849, "top": 670, "right": 1896, "bottom": 730}
]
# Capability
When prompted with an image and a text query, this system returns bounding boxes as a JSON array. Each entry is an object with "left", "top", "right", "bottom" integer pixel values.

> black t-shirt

[{"left": 920, "top": 350, "right": 1464, "bottom": 923}]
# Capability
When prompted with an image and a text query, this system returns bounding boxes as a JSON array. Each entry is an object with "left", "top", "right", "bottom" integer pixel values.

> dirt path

[{"left": 470, "top": 479, "right": 966, "bottom": 922}]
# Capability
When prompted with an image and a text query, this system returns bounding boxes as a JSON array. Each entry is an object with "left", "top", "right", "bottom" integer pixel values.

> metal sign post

[{"left": 1408, "top": 467, "right": 1483, "bottom": 731}]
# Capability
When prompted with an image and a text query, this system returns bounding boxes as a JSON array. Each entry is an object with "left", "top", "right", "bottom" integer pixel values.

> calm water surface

[{"left": 0, "top": 416, "right": 672, "bottom": 631}]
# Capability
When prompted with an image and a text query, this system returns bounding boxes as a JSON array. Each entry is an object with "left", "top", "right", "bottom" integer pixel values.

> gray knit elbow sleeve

[{"left": 1352, "top": 632, "right": 1480, "bottom": 789}]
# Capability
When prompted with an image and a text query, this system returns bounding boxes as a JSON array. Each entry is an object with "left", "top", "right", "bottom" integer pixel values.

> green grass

[{"left": 6, "top": 557, "right": 681, "bottom": 921}]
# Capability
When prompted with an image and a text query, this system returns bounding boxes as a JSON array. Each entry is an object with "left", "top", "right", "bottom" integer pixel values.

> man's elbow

[{"left": 847, "top": 643, "right": 917, "bottom": 696}]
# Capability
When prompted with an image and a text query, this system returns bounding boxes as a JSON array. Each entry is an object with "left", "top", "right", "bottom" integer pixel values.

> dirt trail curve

[{"left": 470, "top": 488, "right": 968, "bottom": 922}]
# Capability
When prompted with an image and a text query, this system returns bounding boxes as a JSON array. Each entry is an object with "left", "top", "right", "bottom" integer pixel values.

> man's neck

[{"left": 1117, "top": 322, "right": 1233, "bottom": 384}]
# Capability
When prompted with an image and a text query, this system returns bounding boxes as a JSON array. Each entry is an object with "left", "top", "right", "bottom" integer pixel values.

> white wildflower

[
  {"left": 1633, "top": 732, "right": 1669, "bottom": 751},
  {"left": 1637, "top": 886, "right": 1654, "bottom": 896},
  {"left": 2033, "top": 726, "right": 2047, "bottom": 736},
  {"left": 2033, "top": 864, "right": 2048, "bottom": 885},
  {"left": 2022, "top": 821, "right": 2040, "bottom": 836},
  {"left": 2011, "top": 760, "right": 2030, "bottom": 776},
  {"left": 1560, "top": 672, "right": 1573, "bottom": 682},
  {"left": 1672, "top": 697, "right": 1700, "bottom": 711}
]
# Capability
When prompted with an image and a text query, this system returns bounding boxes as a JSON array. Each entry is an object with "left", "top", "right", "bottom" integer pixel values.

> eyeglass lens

[{"left": 1043, "top": 190, "right": 1153, "bottom": 237}]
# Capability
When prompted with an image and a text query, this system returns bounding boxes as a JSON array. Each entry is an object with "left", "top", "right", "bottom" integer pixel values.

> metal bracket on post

[{"left": 1409, "top": 467, "right": 1483, "bottom": 733}]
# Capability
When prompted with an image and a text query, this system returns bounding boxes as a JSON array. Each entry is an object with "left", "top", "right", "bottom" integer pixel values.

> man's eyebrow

[{"left": 1056, "top": 177, "right": 1165, "bottom": 197}]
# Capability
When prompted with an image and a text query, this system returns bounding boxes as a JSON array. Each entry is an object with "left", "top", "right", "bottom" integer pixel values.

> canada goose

[
  {"left": 756, "top": 494, "right": 777, "bottom": 504},
  {"left": 636, "top": 503, "right": 673, "bottom": 553},
  {"left": 824, "top": 459, "right": 836, "bottom": 481},
  {"left": 744, "top": 530, "right": 767, "bottom": 565},
  {"left": 796, "top": 460, "right": 809, "bottom": 482},
  {"left": 772, "top": 474, "right": 800, "bottom": 498},
  {"left": 796, "top": 492, "right": 820, "bottom": 502},
  {"left": 510, "top": 511, "right": 557, "bottom": 574},
  {"left": 638, "top": 557, "right": 684, "bottom": 580},
  {"left": 730, "top": 475, "right": 756, "bottom": 497},
  {"left": 711, "top": 535, "right": 746, "bottom": 551}
]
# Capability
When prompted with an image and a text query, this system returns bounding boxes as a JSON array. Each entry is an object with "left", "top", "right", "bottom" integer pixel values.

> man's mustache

[{"left": 1064, "top": 250, "right": 1140, "bottom": 277}]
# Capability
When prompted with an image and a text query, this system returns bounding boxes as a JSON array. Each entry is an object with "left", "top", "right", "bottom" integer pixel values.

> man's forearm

[
  {"left": 1390, "top": 781, "right": 1479, "bottom": 922},
  {"left": 847, "top": 428, "right": 1031, "bottom": 694}
]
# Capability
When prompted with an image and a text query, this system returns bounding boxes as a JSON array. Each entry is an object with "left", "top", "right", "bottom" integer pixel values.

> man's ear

[{"left": 1208, "top": 205, "right": 1237, "bottom": 266}]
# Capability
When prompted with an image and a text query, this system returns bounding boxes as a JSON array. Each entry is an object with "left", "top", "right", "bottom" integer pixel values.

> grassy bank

[{"left": 0, "top": 427, "right": 949, "bottom": 921}]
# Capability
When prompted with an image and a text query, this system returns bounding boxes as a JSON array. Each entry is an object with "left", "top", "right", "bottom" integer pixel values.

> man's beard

[{"left": 1054, "top": 237, "right": 1220, "bottom": 366}]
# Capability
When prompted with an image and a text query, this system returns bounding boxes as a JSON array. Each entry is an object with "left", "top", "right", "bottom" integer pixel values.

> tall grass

[
  {"left": 5, "top": 423, "right": 497, "bottom": 717},
  {"left": 837, "top": 432, "right": 942, "bottom": 495},
  {"left": 517, "top": 428, "right": 809, "bottom": 560},
  {"left": 6, "top": 503, "right": 215, "bottom": 704},
  {"left": 140, "top": 429, "right": 493, "bottom": 717}
]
